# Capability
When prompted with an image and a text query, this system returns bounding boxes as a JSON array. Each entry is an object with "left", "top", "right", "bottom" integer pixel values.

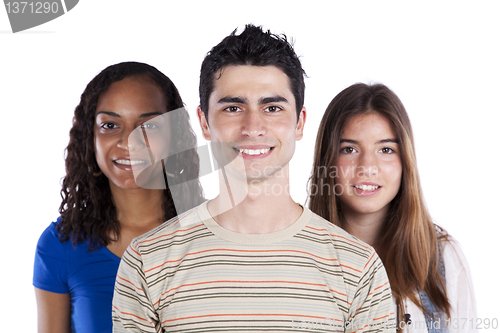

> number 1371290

[
  {"left": 5, "top": 2, "right": 59, "bottom": 14},
  {"left": 448, "top": 318, "right": 498, "bottom": 330}
]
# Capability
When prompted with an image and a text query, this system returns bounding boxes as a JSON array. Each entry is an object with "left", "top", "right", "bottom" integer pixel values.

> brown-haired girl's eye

[
  {"left": 341, "top": 147, "right": 356, "bottom": 154},
  {"left": 380, "top": 147, "right": 395, "bottom": 154}
]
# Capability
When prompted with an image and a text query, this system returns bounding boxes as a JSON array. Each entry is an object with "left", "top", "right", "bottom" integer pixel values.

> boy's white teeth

[
  {"left": 238, "top": 148, "right": 271, "bottom": 155},
  {"left": 354, "top": 184, "right": 380, "bottom": 191},
  {"left": 115, "top": 159, "right": 146, "bottom": 165}
]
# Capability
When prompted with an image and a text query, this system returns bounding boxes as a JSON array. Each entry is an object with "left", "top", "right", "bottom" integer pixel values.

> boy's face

[{"left": 197, "top": 65, "right": 305, "bottom": 182}]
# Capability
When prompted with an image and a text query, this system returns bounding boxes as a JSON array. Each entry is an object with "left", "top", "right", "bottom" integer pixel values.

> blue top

[{"left": 33, "top": 218, "right": 121, "bottom": 333}]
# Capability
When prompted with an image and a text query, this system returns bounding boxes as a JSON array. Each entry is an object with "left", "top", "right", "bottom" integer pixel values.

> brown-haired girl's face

[
  {"left": 334, "top": 112, "right": 402, "bottom": 219},
  {"left": 94, "top": 77, "right": 170, "bottom": 191}
]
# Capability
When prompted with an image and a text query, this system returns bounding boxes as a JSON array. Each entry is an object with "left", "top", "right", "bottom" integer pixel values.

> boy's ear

[
  {"left": 197, "top": 106, "right": 211, "bottom": 141},
  {"left": 295, "top": 107, "right": 306, "bottom": 140}
]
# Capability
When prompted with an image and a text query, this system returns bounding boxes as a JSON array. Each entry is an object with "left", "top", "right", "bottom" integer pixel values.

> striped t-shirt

[{"left": 112, "top": 202, "right": 396, "bottom": 332}]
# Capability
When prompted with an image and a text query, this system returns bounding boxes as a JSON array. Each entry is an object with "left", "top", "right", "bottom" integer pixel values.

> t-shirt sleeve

[
  {"left": 347, "top": 251, "right": 396, "bottom": 332},
  {"left": 112, "top": 242, "right": 160, "bottom": 333},
  {"left": 33, "top": 220, "right": 69, "bottom": 294}
]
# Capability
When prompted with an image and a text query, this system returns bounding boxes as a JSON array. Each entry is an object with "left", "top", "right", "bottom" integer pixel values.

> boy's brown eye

[
  {"left": 224, "top": 106, "right": 241, "bottom": 112},
  {"left": 264, "top": 106, "right": 282, "bottom": 112}
]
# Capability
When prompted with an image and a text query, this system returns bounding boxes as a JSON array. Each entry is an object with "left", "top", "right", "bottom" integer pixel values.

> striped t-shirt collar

[{"left": 196, "top": 201, "right": 312, "bottom": 245}]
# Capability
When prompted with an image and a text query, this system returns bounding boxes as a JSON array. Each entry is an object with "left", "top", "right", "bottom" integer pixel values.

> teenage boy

[{"left": 113, "top": 25, "right": 396, "bottom": 332}]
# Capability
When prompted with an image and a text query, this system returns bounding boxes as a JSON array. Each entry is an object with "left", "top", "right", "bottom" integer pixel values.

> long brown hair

[
  {"left": 308, "top": 83, "right": 450, "bottom": 323},
  {"left": 58, "top": 62, "right": 205, "bottom": 250}
]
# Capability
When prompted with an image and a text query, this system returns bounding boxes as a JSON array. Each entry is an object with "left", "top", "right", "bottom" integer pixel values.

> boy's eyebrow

[
  {"left": 217, "top": 95, "right": 289, "bottom": 105},
  {"left": 340, "top": 138, "right": 399, "bottom": 144},
  {"left": 217, "top": 96, "right": 247, "bottom": 104},
  {"left": 259, "top": 96, "right": 289, "bottom": 104}
]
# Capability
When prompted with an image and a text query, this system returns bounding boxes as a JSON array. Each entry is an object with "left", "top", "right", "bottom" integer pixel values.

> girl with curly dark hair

[{"left": 33, "top": 61, "right": 204, "bottom": 333}]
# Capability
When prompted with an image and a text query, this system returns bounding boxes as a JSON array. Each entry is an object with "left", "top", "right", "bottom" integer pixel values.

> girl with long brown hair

[
  {"left": 309, "top": 83, "right": 476, "bottom": 332},
  {"left": 33, "top": 62, "right": 204, "bottom": 333}
]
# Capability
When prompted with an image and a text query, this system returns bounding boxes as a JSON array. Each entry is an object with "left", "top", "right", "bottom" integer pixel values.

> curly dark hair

[
  {"left": 199, "top": 24, "right": 306, "bottom": 120},
  {"left": 58, "top": 61, "right": 204, "bottom": 250}
]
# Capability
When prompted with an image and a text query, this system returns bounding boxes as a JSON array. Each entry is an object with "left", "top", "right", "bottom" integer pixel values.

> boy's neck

[{"left": 207, "top": 166, "right": 303, "bottom": 234}]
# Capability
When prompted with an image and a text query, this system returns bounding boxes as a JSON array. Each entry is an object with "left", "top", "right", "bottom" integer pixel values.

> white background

[{"left": 1, "top": 1, "right": 498, "bottom": 330}]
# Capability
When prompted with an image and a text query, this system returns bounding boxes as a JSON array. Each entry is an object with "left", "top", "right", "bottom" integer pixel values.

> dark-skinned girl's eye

[
  {"left": 141, "top": 123, "right": 158, "bottom": 130},
  {"left": 101, "top": 123, "right": 118, "bottom": 130}
]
